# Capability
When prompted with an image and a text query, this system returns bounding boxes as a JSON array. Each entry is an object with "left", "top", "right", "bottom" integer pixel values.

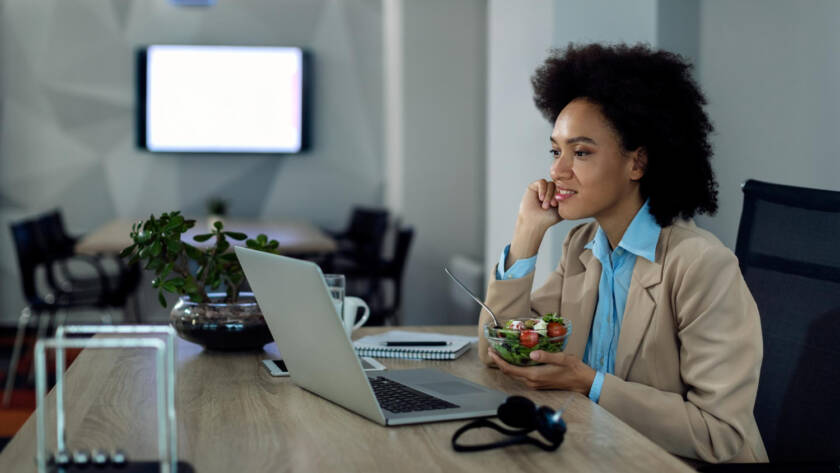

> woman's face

[{"left": 549, "top": 98, "right": 644, "bottom": 222}]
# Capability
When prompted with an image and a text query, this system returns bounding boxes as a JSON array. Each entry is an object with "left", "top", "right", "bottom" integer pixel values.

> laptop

[{"left": 235, "top": 246, "right": 508, "bottom": 426}]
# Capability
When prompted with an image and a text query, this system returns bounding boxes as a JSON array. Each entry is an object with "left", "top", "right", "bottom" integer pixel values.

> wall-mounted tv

[{"left": 137, "top": 45, "right": 309, "bottom": 154}]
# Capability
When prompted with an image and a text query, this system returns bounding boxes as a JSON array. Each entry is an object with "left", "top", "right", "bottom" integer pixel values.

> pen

[{"left": 385, "top": 341, "right": 450, "bottom": 347}]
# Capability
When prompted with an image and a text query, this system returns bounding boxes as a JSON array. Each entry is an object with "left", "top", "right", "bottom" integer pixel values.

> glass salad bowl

[{"left": 484, "top": 314, "right": 572, "bottom": 366}]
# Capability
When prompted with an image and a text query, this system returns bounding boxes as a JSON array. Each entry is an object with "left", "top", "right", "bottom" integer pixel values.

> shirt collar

[{"left": 584, "top": 200, "right": 661, "bottom": 263}]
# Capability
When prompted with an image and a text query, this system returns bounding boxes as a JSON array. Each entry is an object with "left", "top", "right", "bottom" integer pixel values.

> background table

[
  {"left": 75, "top": 219, "right": 337, "bottom": 256},
  {"left": 0, "top": 326, "right": 694, "bottom": 472}
]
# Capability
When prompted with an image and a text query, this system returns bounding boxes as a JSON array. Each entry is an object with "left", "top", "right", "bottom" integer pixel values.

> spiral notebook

[{"left": 353, "top": 330, "right": 476, "bottom": 360}]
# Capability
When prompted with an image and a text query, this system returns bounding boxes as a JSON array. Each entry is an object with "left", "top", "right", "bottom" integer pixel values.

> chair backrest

[
  {"left": 734, "top": 179, "right": 840, "bottom": 462},
  {"left": 345, "top": 207, "right": 389, "bottom": 262},
  {"left": 9, "top": 218, "right": 50, "bottom": 305},
  {"left": 386, "top": 227, "right": 414, "bottom": 278},
  {"left": 384, "top": 227, "right": 414, "bottom": 310},
  {"left": 36, "top": 209, "right": 76, "bottom": 259}
]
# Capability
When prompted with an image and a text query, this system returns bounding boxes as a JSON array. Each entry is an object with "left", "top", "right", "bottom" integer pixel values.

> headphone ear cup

[
  {"left": 536, "top": 406, "right": 567, "bottom": 445},
  {"left": 497, "top": 396, "right": 538, "bottom": 430}
]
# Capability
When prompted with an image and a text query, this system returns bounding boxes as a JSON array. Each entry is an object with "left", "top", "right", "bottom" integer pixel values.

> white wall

[
  {"left": 485, "top": 0, "right": 556, "bottom": 286},
  {"left": 553, "top": 0, "right": 657, "bottom": 47},
  {"left": 694, "top": 0, "right": 840, "bottom": 248},
  {"left": 392, "top": 0, "right": 487, "bottom": 325}
]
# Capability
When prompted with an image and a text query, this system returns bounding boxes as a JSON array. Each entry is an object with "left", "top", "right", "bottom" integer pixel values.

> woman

[{"left": 477, "top": 43, "right": 768, "bottom": 464}]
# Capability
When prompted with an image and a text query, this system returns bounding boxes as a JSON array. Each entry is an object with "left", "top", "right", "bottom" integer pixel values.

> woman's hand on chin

[
  {"left": 518, "top": 179, "right": 564, "bottom": 232},
  {"left": 488, "top": 348, "right": 596, "bottom": 394},
  {"left": 506, "top": 179, "right": 565, "bottom": 265}
]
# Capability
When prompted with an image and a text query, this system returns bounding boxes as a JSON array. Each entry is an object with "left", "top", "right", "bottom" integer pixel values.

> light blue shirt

[{"left": 496, "top": 200, "right": 661, "bottom": 403}]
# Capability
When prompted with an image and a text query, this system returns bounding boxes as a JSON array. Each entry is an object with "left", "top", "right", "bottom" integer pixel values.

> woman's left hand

[{"left": 488, "top": 348, "right": 597, "bottom": 394}]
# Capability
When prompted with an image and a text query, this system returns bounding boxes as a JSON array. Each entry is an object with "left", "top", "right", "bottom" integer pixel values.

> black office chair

[
  {"left": 370, "top": 226, "right": 415, "bottom": 325},
  {"left": 2, "top": 218, "right": 116, "bottom": 406},
  {"left": 327, "top": 207, "right": 390, "bottom": 269},
  {"left": 342, "top": 226, "right": 415, "bottom": 326},
  {"left": 36, "top": 210, "right": 141, "bottom": 316},
  {"left": 732, "top": 179, "right": 840, "bottom": 467}
]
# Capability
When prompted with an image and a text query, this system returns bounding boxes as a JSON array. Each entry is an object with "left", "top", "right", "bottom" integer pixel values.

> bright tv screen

[{"left": 137, "top": 45, "right": 307, "bottom": 154}]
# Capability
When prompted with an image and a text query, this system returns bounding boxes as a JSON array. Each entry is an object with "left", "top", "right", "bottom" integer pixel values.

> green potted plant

[{"left": 120, "top": 211, "right": 280, "bottom": 350}]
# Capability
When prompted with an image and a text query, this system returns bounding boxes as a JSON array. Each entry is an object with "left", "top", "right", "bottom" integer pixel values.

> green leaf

[
  {"left": 184, "top": 244, "right": 203, "bottom": 260},
  {"left": 183, "top": 279, "right": 199, "bottom": 294},
  {"left": 161, "top": 280, "right": 179, "bottom": 293},
  {"left": 167, "top": 239, "right": 183, "bottom": 253},
  {"left": 218, "top": 240, "right": 230, "bottom": 253},
  {"left": 119, "top": 245, "right": 136, "bottom": 259},
  {"left": 145, "top": 259, "right": 162, "bottom": 271},
  {"left": 257, "top": 234, "right": 267, "bottom": 244},
  {"left": 213, "top": 220, "right": 223, "bottom": 230},
  {"left": 158, "top": 291, "right": 167, "bottom": 308},
  {"left": 184, "top": 219, "right": 196, "bottom": 229},
  {"left": 161, "top": 262, "right": 175, "bottom": 278},
  {"left": 224, "top": 231, "right": 247, "bottom": 241},
  {"left": 163, "top": 219, "right": 181, "bottom": 233},
  {"left": 193, "top": 233, "right": 213, "bottom": 242},
  {"left": 150, "top": 241, "right": 162, "bottom": 257},
  {"left": 166, "top": 276, "right": 184, "bottom": 287},
  {"left": 219, "top": 253, "right": 238, "bottom": 262}
]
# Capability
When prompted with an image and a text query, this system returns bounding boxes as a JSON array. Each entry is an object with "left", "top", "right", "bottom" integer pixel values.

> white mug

[
  {"left": 324, "top": 274, "right": 371, "bottom": 337},
  {"left": 341, "top": 296, "right": 370, "bottom": 337}
]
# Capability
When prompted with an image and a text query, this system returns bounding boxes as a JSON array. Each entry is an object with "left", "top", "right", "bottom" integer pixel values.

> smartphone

[{"left": 262, "top": 357, "right": 386, "bottom": 377}]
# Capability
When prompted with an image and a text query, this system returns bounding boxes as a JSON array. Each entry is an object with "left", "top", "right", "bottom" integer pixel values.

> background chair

[
  {"left": 327, "top": 207, "right": 390, "bottom": 269},
  {"left": 366, "top": 226, "right": 414, "bottom": 325},
  {"left": 733, "top": 179, "right": 840, "bottom": 465},
  {"left": 326, "top": 207, "right": 390, "bottom": 304},
  {"left": 3, "top": 217, "right": 117, "bottom": 406},
  {"left": 36, "top": 210, "right": 141, "bottom": 319}
]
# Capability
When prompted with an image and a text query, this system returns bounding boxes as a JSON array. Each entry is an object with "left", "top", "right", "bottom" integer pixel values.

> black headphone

[{"left": 451, "top": 396, "right": 567, "bottom": 452}]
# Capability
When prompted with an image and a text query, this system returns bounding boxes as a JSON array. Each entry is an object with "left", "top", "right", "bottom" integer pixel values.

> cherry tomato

[
  {"left": 519, "top": 330, "right": 539, "bottom": 348},
  {"left": 547, "top": 322, "right": 567, "bottom": 338}
]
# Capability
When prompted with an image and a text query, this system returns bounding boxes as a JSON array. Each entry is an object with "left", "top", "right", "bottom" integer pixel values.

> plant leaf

[
  {"left": 119, "top": 245, "right": 136, "bottom": 259},
  {"left": 193, "top": 233, "right": 213, "bottom": 242},
  {"left": 161, "top": 280, "right": 179, "bottom": 293},
  {"left": 184, "top": 244, "right": 203, "bottom": 260},
  {"left": 213, "top": 220, "right": 223, "bottom": 230},
  {"left": 158, "top": 291, "right": 167, "bottom": 308},
  {"left": 161, "top": 262, "right": 175, "bottom": 279},
  {"left": 224, "top": 231, "right": 247, "bottom": 241}
]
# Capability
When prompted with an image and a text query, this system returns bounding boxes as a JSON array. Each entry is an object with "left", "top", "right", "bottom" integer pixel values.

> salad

[{"left": 484, "top": 314, "right": 570, "bottom": 366}]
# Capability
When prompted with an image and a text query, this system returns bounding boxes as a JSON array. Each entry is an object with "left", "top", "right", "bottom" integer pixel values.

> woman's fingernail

[{"left": 530, "top": 351, "right": 540, "bottom": 360}]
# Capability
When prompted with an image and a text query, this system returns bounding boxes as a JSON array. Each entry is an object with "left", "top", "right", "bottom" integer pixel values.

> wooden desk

[
  {"left": 75, "top": 219, "right": 337, "bottom": 256},
  {"left": 0, "top": 326, "right": 694, "bottom": 473}
]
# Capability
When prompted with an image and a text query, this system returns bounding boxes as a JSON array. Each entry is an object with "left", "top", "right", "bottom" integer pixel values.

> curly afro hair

[{"left": 531, "top": 43, "right": 718, "bottom": 227}]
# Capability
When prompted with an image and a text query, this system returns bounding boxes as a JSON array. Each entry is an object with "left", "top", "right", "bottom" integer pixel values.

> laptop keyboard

[{"left": 369, "top": 377, "right": 460, "bottom": 414}]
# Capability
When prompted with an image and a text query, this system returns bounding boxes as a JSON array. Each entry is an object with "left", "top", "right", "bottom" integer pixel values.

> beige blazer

[{"left": 478, "top": 219, "right": 768, "bottom": 463}]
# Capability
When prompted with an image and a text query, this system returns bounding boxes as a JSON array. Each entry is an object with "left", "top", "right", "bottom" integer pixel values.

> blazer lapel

[
  {"left": 614, "top": 229, "right": 668, "bottom": 379},
  {"left": 564, "top": 250, "right": 601, "bottom": 359}
]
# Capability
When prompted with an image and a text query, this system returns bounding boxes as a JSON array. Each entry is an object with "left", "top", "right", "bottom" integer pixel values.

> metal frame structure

[{"left": 34, "top": 325, "right": 177, "bottom": 473}]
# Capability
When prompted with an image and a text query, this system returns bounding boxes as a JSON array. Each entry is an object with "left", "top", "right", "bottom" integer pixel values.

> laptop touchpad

[{"left": 419, "top": 381, "right": 483, "bottom": 396}]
